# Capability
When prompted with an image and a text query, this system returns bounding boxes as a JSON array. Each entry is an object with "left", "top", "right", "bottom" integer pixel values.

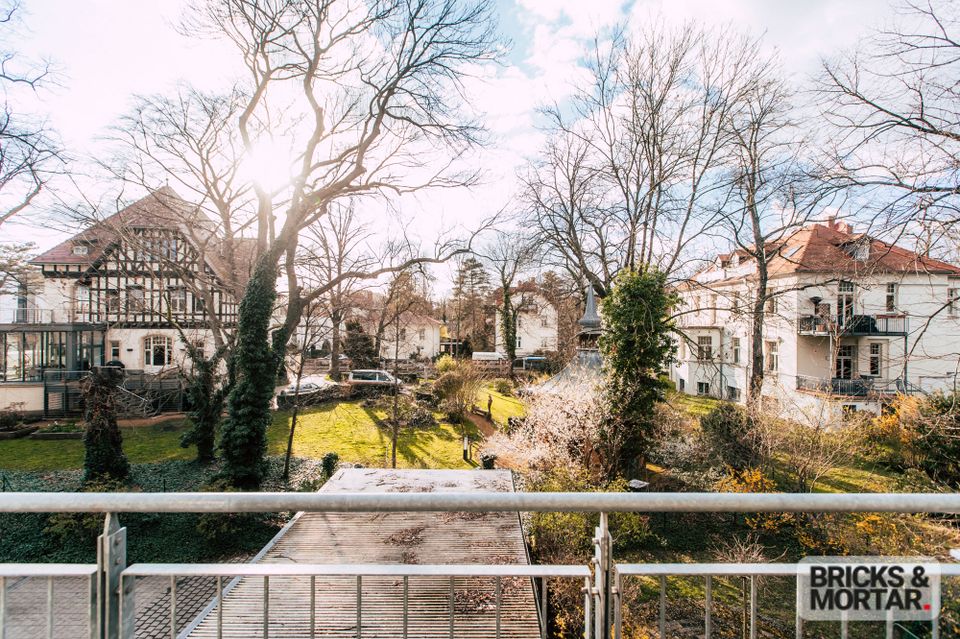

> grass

[
  {"left": 477, "top": 384, "right": 526, "bottom": 427},
  {"left": 0, "top": 418, "right": 194, "bottom": 472},
  {"left": 268, "top": 400, "right": 479, "bottom": 469},
  {"left": 665, "top": 389, "right": 721, "bottom": 417},
  {"left": 0, "top": 400, "right": 479, "bottom": 472}
]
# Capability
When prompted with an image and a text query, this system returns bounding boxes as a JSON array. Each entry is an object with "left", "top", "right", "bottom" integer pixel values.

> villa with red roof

[{"left": 672, "top": 218, "right": 960, "bottom": 418}]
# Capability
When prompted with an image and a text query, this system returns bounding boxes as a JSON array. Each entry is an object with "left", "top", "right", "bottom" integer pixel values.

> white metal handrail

[{"left": 2, "top": 491, "right": 960, "bottom": 513}]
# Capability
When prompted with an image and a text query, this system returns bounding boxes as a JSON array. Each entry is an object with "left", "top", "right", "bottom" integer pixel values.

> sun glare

[{"left": 245, "top": 140, "right": 295, "bottom": 191}]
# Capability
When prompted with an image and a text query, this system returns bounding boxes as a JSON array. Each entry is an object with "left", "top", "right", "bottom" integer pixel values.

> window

[
  {"left": 541, "top": 337, "right": 549, "bottom": 348},
  {"left": 726, "top": 386, "right": 741, "bottom": 401},
  {"left": 765, "top": 295, "right": 778, "bottom": 315},
  {"left": 144, "top": 336, "right": 173, "bottom": 367},
  {"left": 697, "top": 382, "right": 710, "bottom": 396},
  {"left": 399, "top": 328, "right": 407, "bottom": 341},
  {"left": 105, "top": 290, "right": 120, "bottom": 314},
  {"left": 732, "top": 337, "right": 741, "bottom": 364},
  {"left": 948, "top": 288, "right": 959, "bottom": 315},
  {"left": 126, "top": 286, "right": 144, "bottom": 312},
  {"left": 885, "top": 283, "right": 898, "bottom": 312},
  {"left": 192, "top": 294, "right": 206, "bottom": 314},
  {"left": 836, "top": 344, "right": 856, "bottom": 380},
  {"left": 869, "top": 343, "right": 883, "bottom": 377},
  {"left": 72, "top": 245, "right": 88, "bottom": 256},
  {"left": 838, "top": 280, "right": 855, "bottom": 293},
  {"left": 517, "top": 318, "right": 523, "bottom": 329},
  {"left": 160, "top": 237, "right": 179, "bottom": 261},
  {"left": 764, "top": 340, "right": 778, "bottom": 372},
  {"left": 169, "top": 288, "right": 186, "bottom": 313},
  {"left": 541, "top": 317, "right": 549, "bottom": 327},
  {"left": 193, "top": 340, "right": 205, "bottom": 358},
  {"left": 697, "top": 336, "right": 713, "bottom": 361},
  {"left": 110, "top": 341, "right": 121, "bottom": 360},
  {"left": 679, "top": 378, "right": 686, "bottom": 391},
  {"left": 418, "top": 328, "right": 426, "bottom": 340},
  {"left": 515, "top": 335, "right": 522, "bottom": 348}
]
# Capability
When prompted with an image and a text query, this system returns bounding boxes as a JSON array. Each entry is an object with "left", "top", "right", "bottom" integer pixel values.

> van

[{"left": 471, "top": 351, "right": 507, "bottom": 361}]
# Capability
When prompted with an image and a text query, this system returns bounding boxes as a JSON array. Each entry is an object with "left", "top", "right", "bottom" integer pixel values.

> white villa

[
  {"left": 0, "top": 188, "right": 252, "bottom": 415},
  {"left": 493, "top": 289, "right": 559, "bottom": 358},
  {"left": 378, "top": 313, "right": 442, "bottom": 361},
  {"left": 671, "top": 218, "right": 960, "bottom": 416}
]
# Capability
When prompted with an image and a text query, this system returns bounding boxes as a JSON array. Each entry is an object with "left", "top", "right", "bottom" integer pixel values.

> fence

[{"left": 0, "top": 492, "right": 958, "bottom": 639}]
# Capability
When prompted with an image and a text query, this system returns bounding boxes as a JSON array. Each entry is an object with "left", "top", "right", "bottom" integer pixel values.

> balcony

[
  {"left": 796, "top": 374, "right": 924, "bottom": 397},
  {"left": 0, "top": 474, "right": 958, "bottom": 639},
  {"left": 797, "top": 314, "right": 908, "bottom": 336}
]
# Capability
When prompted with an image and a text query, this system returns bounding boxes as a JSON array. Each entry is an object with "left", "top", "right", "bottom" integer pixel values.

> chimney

[{"left": 825, "top": 215, "right": 836, "bottom": 230}]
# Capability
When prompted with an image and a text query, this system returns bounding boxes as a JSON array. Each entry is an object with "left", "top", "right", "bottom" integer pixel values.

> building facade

[
  {"left": 493, "top": 290, "right": 559, "bottom": 358},
  {"left": 671, "top": 219, "right": 960, "bottom": 417},
  {"left": 0, "top": 188, "right": 250, "bottom": 414}
]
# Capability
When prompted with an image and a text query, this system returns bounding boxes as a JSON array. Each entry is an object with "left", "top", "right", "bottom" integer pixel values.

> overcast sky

[{"left": 3, "top": 0, "right": 899, "bottom": 288}]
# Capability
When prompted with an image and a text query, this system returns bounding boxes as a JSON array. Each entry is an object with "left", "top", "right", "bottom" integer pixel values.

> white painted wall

[{"left": 493, "top": 293, "right": 559, "bottom": 357}]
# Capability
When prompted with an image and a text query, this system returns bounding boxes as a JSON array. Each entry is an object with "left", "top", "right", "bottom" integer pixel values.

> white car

[{"left": 346, "top": 370, "right": 401, "bottom": 387}]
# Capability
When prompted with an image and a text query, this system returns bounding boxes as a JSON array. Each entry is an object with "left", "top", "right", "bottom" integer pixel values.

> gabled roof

[
  {"left": 31, "top": 187, "right": 257, "bottom": 289},
  {"left": 695, "top": 220, "right": 960, "bottom": 285}
]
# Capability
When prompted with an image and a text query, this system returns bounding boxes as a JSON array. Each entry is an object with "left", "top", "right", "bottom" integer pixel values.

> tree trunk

[
  {"left": 391, "top": 319, "right": 401, "bottom": 468},
  {"left": 283, "top": 352, "right": 308, "bottom": 482},
  {"left": 330, "top": 308, "right": 343, "bottom": 381}
]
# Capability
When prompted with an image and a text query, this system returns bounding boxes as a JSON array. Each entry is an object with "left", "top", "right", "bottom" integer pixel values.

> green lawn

[
  {"left": 0, "top": 400, "right": 480, "bottom": 472},
  {"left": 477, "top": 385, "right": 526, "bottom": 427},
  {"left": 665, "top": 389, "right": 721, "bottom": 417}
]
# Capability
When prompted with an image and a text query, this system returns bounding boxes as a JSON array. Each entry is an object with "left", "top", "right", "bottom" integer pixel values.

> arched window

[{"left": 144, "top": 335, "right": 173, "bottom": 367}]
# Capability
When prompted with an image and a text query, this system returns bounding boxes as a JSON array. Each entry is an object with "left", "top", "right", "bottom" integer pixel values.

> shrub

[
  {"left": 407, "top": 406, "right": 438, "bottom": 429},
  {"left": 435, "top": 354, "right": 457, "bottom": 374},
  {"left": 491, "top": 378, "right": 512, "bottom": 396},
  {"left": 699, "top": 402, "right": 758, "bottom": 470},
  {"left": 321, "top": 452, "right": 340, "bottom": 478},
  {"left": 0, "top": 411, "right": 23, "bottom": 431},
  {"left": 195, "top": 479, "right": 261, "bottom": 546}
]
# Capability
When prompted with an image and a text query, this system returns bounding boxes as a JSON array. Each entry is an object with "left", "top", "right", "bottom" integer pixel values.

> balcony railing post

[
  {"left": 97, "top": 513, "right": 128, "bottom": 639},
  {"left": 593, "top": 512, "right": 612, "bottom": 639}
]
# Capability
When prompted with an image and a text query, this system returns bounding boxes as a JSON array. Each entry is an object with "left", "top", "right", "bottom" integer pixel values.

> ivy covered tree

[
  {"left": 179, "top": 343, "right": 229, "bottom": 464},
  {"left": 598, "top": 268, "right": 677, "bottom": 479},
  {"left": 82, "top": 367, "right": 130, "bottom": 483},
  {"left": 219, "top": 262, "right": 278, "bottom": 487}
]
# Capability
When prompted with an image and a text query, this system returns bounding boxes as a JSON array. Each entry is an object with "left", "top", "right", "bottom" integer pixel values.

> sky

[{"left": 2, "top": 0, "right": 899, "bottom": 289}]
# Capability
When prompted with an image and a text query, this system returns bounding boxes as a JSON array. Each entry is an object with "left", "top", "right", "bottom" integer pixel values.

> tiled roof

[
  {"left": 697, "top": 221, "right": 960, "bottom": 283},
  {"left": 31, "top": 187, "right": 257, "bottom": 289}
]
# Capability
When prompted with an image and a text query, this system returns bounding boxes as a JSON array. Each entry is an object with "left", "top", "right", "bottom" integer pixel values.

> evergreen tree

[
  {"left": 598, "top": 268, "right": 677, "bottom": 479},
  {"left": 179, "top": 347, "right": 228, "bottom": 464},
  {"left": 343, "top": 320, "right": 378, "bottom": 368},
  {"left": 451, "top": 256, "right": 492, "bottom": 352},
  {"left": 82, "top": 366, "right": 129, "bottom": 483}
]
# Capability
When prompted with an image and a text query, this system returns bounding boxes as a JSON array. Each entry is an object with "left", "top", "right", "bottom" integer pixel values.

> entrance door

[{"left": 835, "top": 344, "right": 856, "bottom": 379}]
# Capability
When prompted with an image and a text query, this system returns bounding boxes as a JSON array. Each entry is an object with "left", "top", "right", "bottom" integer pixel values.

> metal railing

[
  {"left": 0, "top": 492, "right": 958, "bottom": 639},
  {"left": 797, "top": 314, "right": 909, "bottom": 336},
  {"left": 796, "top": 374, "right": 925, "bottom": 397}
]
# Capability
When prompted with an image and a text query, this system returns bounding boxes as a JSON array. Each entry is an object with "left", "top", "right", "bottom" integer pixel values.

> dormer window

[{"left": 72, "top": 245, "right": 88, "bottom": 256}]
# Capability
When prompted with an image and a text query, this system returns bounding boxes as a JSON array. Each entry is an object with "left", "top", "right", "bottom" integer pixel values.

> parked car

[
  {"left": 346, "top": 370, "right": 401, "bottom": 387},
  {"left": 276, "top": 377, "right": 340, "bottom": 408}
]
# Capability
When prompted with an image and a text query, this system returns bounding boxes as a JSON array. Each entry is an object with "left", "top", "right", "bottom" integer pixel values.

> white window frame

[
  {"left": 731, "top": 337, "right": 741, "bottom": 365},
  {"left": 168, "top": 288, "right": 187, "bottom": 314},
  {"left": 764, "top": 340, "right": 779, "bottom": 372},
  {"left": 144, "top": 335, "right": 173, "bottom": 367},
  {"left": 868, "top": 342, "right": 883, "bottom": 377},
  {"left": 885, "top": 283, "right": 898, "bottom": 313},
  {"left": 696, "top": 381, "right": 710, "bottom": 396},
  {"left": 697, "top": 336, "right": 713, "bottom": 361}
]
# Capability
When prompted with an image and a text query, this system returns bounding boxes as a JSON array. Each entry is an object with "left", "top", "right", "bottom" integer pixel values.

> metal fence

[{"left": 0, "top": 492, "right": 958, "bottom": 639}]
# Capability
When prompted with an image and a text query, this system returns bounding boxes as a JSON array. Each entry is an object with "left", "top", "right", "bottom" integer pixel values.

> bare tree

[
  {"left": 483, "top": 228, "right": 534, "bottom": 368},
  {"left": 819, "top": 0, "right": 960, "bottom": 237},
  {"left": 522, "top": 22, "right": 765, "bottom": 292},
  {"left": 0, "top": 1, "right": 60, "bottom": 227},
  {"left": 108, "top": 0, "right": 502, "bottom": 487}
]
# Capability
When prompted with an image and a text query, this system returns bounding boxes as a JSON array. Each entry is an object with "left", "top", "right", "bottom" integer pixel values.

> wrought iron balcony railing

[
  {"left": 0, "top": 491, "right": 958, "bottom": 639},
  {"left": 797, "top": 314, "right": 909, "bottom": 336}
]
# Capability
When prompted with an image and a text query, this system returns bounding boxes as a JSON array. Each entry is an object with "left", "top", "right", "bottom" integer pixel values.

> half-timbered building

[{"left": 0, "top": 187, "right": 253, "bottom": 415}]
